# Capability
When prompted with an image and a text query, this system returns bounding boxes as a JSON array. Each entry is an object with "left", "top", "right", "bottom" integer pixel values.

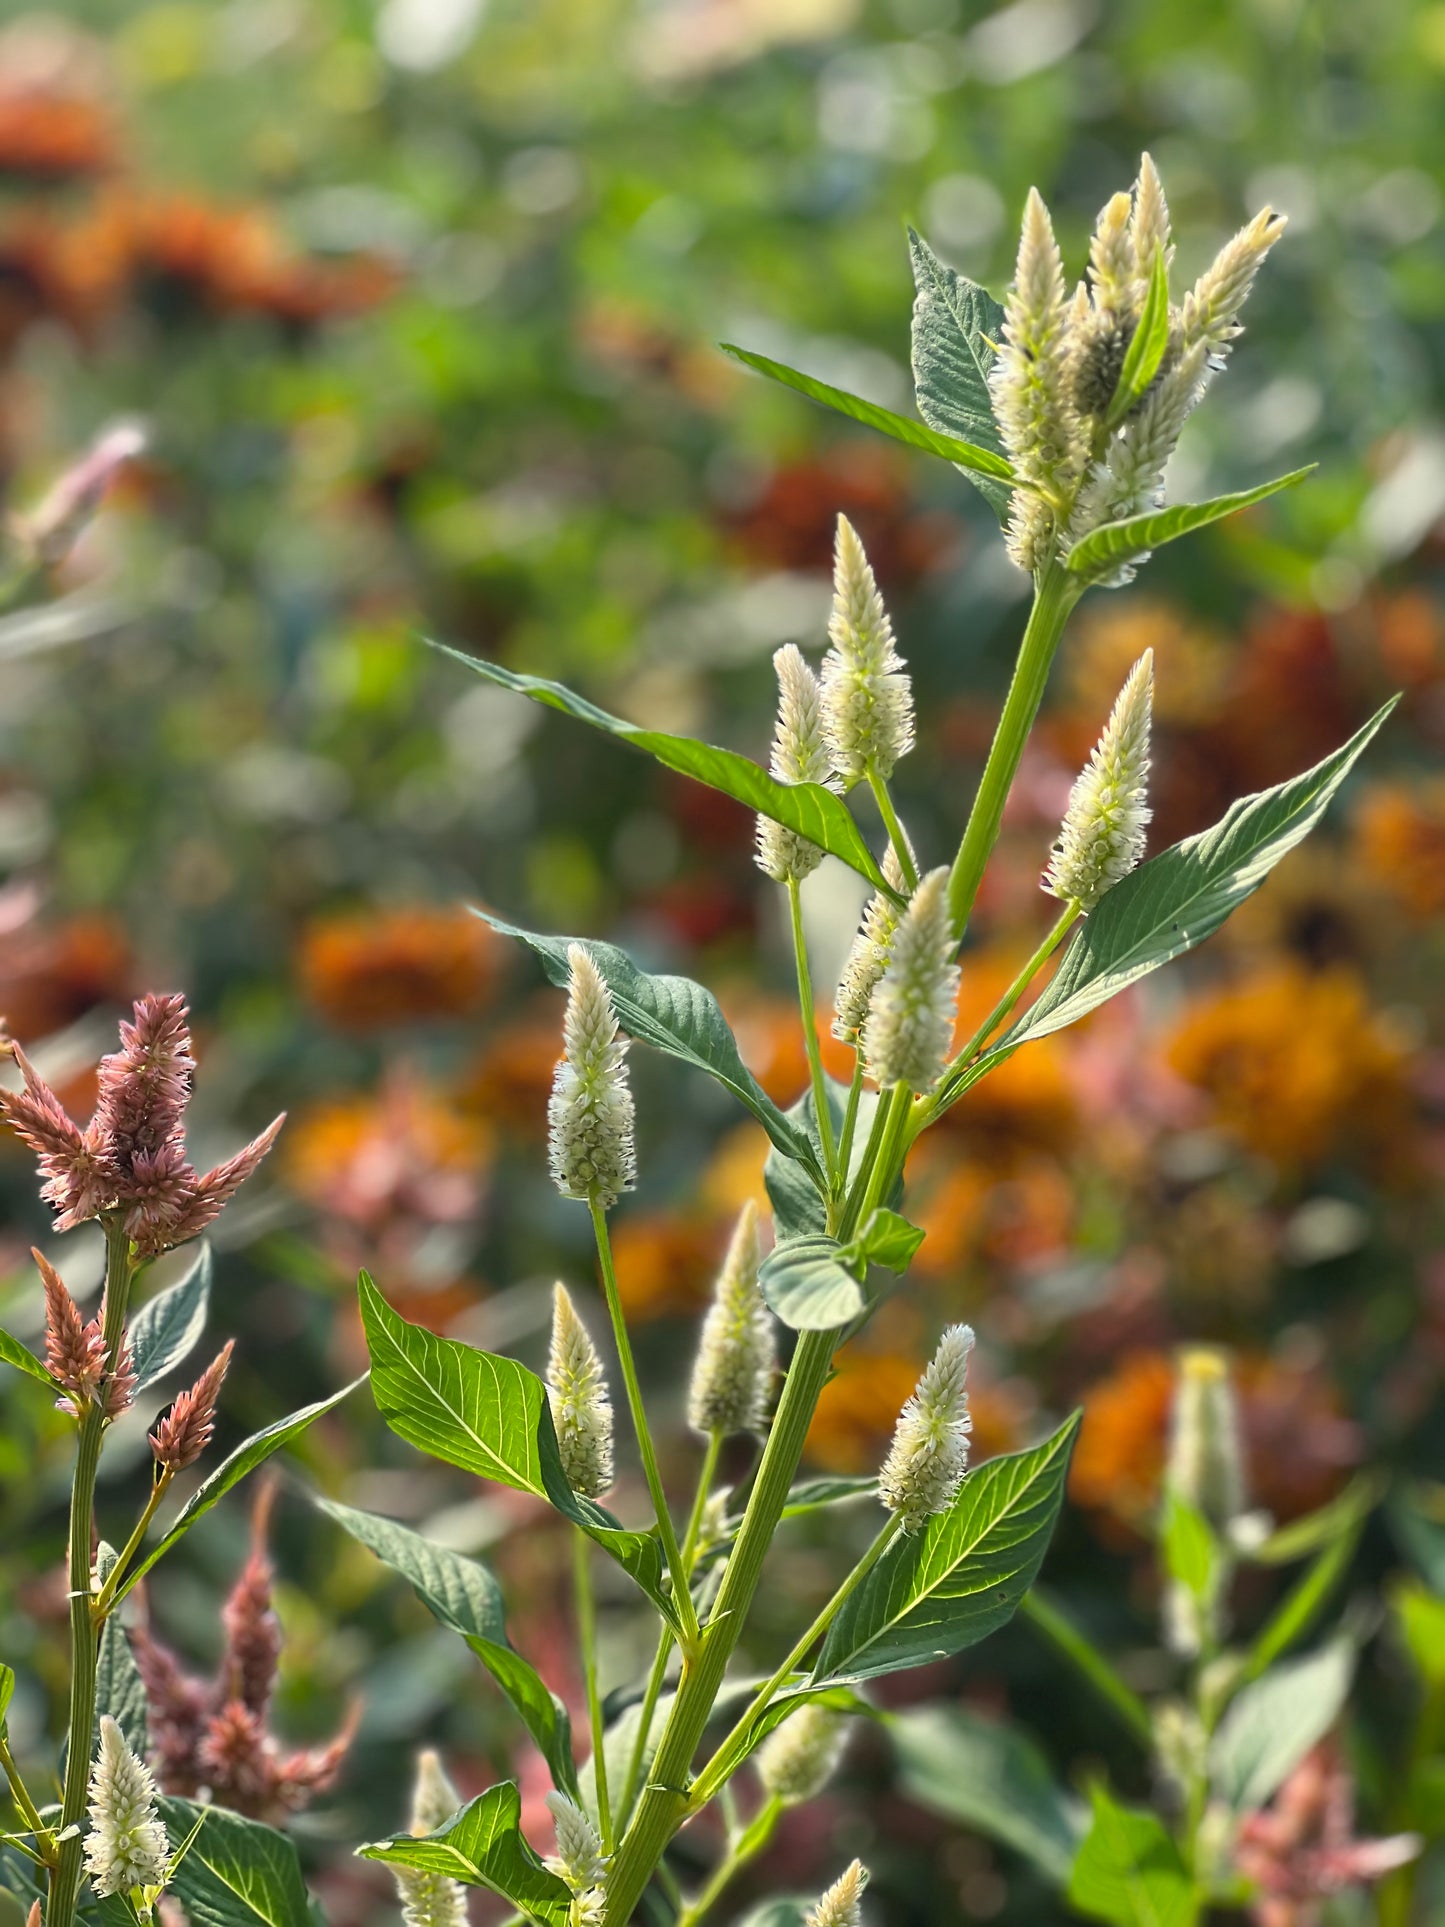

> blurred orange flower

[
  {"left": 0, "top": 911, "right": 130, "bottom": 1040},
  {"left": 1059, "top": 596, "right": 1229, "bottom": 747},
  {"left": 0, "top": 94, "right": 118, "bottom": 181},
  {"left": 1353, "top": 780, "right": 1445, "bottom": 920},
  {"left": 299, "top": 906, "right": 500, "bottom": 1030},
  {"left": 610, "top": 1210, "right": 720, "bottom": 1318},
  {"left": 807, "top": 1350, "right": 921, "bottom": 1472},
  {"left": 1165, "top": 964, "right": 1414, "bottom": 1172},
  {"left": 286, "top": 1070, "right": 492, "bottom": 1236},
  {"left": 462, "top": 1001, "right": 561, "bottom": 1136}
]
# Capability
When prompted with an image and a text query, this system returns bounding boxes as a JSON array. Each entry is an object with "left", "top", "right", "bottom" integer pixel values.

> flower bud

[
  {"left": 757, "top": 1702, "right": 848, "bottom": 1806},
  {"left": 806, "top": 1860, "right": 868, "bottom": 1927},
  {"left": 545, "top": 1790, "right": 608, "bottom": 1893},
  {"left": 151, "top": 1340, "right": 234, "bottom": 1472},
  {"left": 821, "top": 517, "right": 914, "bottom": 787},
  {"left": 1043, "top": 650, "right": 1153, "bottom": 910},
  {"left": 393, "top": 1750, "right": 467, "bottom": 1927},
  {"left": 547, "top": 1284, "right": 615, "bottom": 1499},
  {"left": 861, "top": 868, "right": 958, "bottom": 1094},
  {"left": 548, "top": 946, "right": 636, "bottom": 1209},
  {"left": 879, "top": 1325, "right": 974, "bottom": 1533},
  {"left": 84, "top": 1715, "right": 170, "bottom": 1901},
  {"left": 1166, "top": 1347, "right": 1245, "bottom": 1530},
  {"left": 757, "top": 644, "right": 832, "bottom": 883},
  {"left": 688, "top": 1202, "right": 776, "bottom": 1438}
]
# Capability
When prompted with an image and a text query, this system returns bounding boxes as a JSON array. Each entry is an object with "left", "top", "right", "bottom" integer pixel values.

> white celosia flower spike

[
  {"left": 1043, "top": 650, "right": 1153, "bottom": 910},
  {"left": 1180, "top": 205, "right": 1288, "bottom": 361},
  {"left": 757, "top": 1702, "right": 849, "bottom": 1806},
  {"left": 861, "top": 867, "right": 959, "bottom": 1094},
  {"left": 1087, "top": 190, "right": 1136, "bottom": 320},
  {"left": 1129, "top": 153, "right": 1174, "bottom": 293},
  {"left": 805, "top": 1860, "right": 869, "bottom": 1927},
  {"left": 1167, "top": 1347, "right": 1246, "bottom": 1529},
  {"left": 83, "top": 1715, "right": 171, "bottom": 1901},
  {"left": 548, "top": 1283, "right": 615, "bottom": 1498},
  {"left": 548, "top": 945, "right": 636, "bottom": 1209},
  {"left": 821, "top": 516, "right": 914, "bottom": 787},
  {"left": 832, "top": 841, "right": 911, "bottom": 1045},
  {"left": 393, "top": 1751, "right": 468, "bottom": 1927},
  {"left": 880, "top": 1324, "right": 974, "bottom": 1533},
  {"left": 688, "top": 1201, "right": 776, "bottom": 1438},
  {"left": 545, "top": 1790, "right": 608, "bottom": 1892},
  {"left": 757, "top": 644, "right": 833, "bottom": 883}
]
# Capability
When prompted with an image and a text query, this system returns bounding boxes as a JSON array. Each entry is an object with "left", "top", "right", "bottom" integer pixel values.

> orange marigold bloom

[
  {"left": 0, "top": 95, "right": 118, "bottom": 181},
  {"left": 299, "top": 906, "right": 499, "bottom": 1030},
  {"left": 462, "top": 1003, "right": 564, "bottom": 1136},
  {"left": 285, "top": 1072, "right": 490, "bottom": 1233},
  {"left": 1165, "top": 964, "right": 1414, "bottom": 1172},
  {"left": 1353, "top": 780, "right": 1445, "bottom": 920}
]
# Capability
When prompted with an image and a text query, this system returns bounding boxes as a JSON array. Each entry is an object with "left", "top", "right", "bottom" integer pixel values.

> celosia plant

[{"left": 331, "top": 160, "right": 1398, "bottom": 1927}]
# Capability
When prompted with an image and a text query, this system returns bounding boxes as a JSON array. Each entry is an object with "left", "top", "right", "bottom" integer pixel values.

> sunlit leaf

[
  {"left": 758, "top": 1234, "right": 866, "bottom": 1331},
  {"left": 0, "top": 1326, "right": 51, "bottom": 1389},
  {"left": 1209, "top": 1639, "right": 1355, "bottom": 1812},
  {"left": 908, "top": 230, "right": 1012, "bottom": 519},
  {"left": 1065, "top": 467, "right": 1313, "bottom": 581},
  {"left": 158, "top": 1799, "right": 311, "bottom": 1927},
  {"left": 1105, "top": 249, "right": 1170, "bottom": 429},
  {"left": 130, "top": 1245, "right": 212, "bottom": 1393},
  {"left": 1066, "top": 1785, "right": 1192, "bottom": 1927},
  {"left": 359, "top": 1782, "right": 571, "bottom": 1926}
]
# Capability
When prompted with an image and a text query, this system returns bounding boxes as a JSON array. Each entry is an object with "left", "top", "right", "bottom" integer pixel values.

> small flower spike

[
  {"left": 545, "top": 1790, "right": 609, "bottom": 1893},
  {"left": 757, "top": 644, "right": 833, "bottom": 883},
  {"left": 806, "top": 1860, "right": 868, "bottom": 1927},
  {"left": 821, "top": 516, "right": 914, "bottom": 788},
  {"left": 84, "top": 1715, "right": 170, "bottom": 1901},
  {"left": 548, "top": 945, "right": 637, "bottom": 1209},
  {"left": 880, "top": 1325, "right": 975, "bottom": 1533},
  {"left": 861, "top": 868, "right": 959, "bottom": 1094},
  {"left": 151, "top": 1340, "right": 235, "bottom": 1473},
  {"left": 1166, "top": 1347, "right": 1246, "bottom": 1529},
  {"left": 37, "top": 1246, "right": 106, "bottom": 1415},
  {"left": 832, "top": 840, "right": 911, "bottom": 1046},
  {"left": 1043, "top": 650, "right": 1153, "bottom": 910},
  {"left": 688, "top": 1201, "right": 776, "bottom": 1438},
  {"left": 393, "top": 1751, "right": 468, "bottom": 1927},
  {"left": 757, "top": 1702, "right": 849, "bottom": 1806},
  {"left": 1180, "top": 205, "right": 1289, "bottom": 363},
  {"left": 547, "top": 1283, "right": 615, "bottom": 1499}
]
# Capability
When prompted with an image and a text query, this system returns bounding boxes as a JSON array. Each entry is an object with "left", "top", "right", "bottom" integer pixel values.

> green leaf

[
  {"left": 1105, "top": 248, "right": 1170, "bottom": 430},
  {"left": 114, "top": 1379, "right": 363, "bottom": 1604},
  {"left": 1065, "top": 467, "right": 1314, "bottom": 582},
  {"left": 437, "top": 647, "right": 896, "bottom": 900},
  {"left": 1388, "top": 1482, "right": 1445, "bottom": 1592},
  {"left": 158, "top": 1799, "right": 311, "bottom": 1927},
  {"left": 0, "top": 1326, "right": 52, "bottom": 1390},
  {"left": 1249, "top": 1474, "right": 1380, "bottom": 1566},
  {"left": 1394, "top": 1579, "right": 1445, "bottom": 1690},
  {"left": 358, "top": 1275, "right": 682, "bottom": 1632},
  {"left": 999, "top": 702, "right": 1397, "bottom": 1049},
  {"left": 316, "top": 1497, "right": 580, "bottom": 1799},
  {"left": 817, "top": 1413, "right": 1079, "bottom": 1680},
  {"left": 1246, "top": 1503, "right": 1368, "bottom": 1678},
  {"left": 764, "top": 1080, "right": 872, "bottom": 1241},
  {"left": 1209, "top": 1639, "right": 1355, "bottom": 1812},
  {"left": 359, "top": 1782, "right": 572, "bottom": 1927},
  {"left": 891, "top": 1703, "right": 1085, "bottom": 1883},
  {"left": 720, "top": 344, "right": 1016, "bottom": 483},
  {"left": 1160, "top": 1492, "right": 1219, "bottom": 1603},
  {"left": 130, "top": 1245, "right": 212, "bottom": 1392},
  {"left": 474, "top": 912, "right": 823, "bottom": 1186},
  {"left": 735, "top": 1904, "right": 810, "bottom": 1927},
  {"left": 93, "top": 1547, "right": 149, "bottom": 1760},
  {"left": 758, "top": 1234, "right": 866, "bottom": 1332},
  {"left": 779, "top": 1475, "right": 879, "bottom": 1522},
  {"left": 908, "top": 229, "right": 1012, "bottom": 519},
  {"left": 846, "top": 1208, "right": 925, "bottom": 1275},
  {"left": 1066, "top": 1785, "right": 1193, "bottom": 1927}
]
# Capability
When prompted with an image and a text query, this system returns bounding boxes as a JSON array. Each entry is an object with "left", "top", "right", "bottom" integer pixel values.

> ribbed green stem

[
  {"left": 787, "top": 877, "right": 836, "bottom": 1181},
  {"left": 575, "top": 1529, "right": 613, "bottom": 1850},
  {"left": 866, "top": 772, "right": 917, "bottom": 891},
  {"left": 946, "top": 562, "right": 1081, "bottom": 941}
]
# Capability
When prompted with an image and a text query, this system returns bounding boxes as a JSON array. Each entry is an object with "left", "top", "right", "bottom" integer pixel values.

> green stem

[
  {"left": 603, "top": 1327, "right": 839, "bottom": 1924},
  {"left": 866, "top": 773, "right": 917, "bottom": 891},
  {"left": 786, "top": 878, "right": 836, "bottom": 1182},
  {"left": 49, "top": 1218, "right": 134, "bottom": 1927},
  {"left": 675, "top": 1797, "right": 781, "bottom": 1927},
  {"left": 834, "top": 1058, "right": 865, "bottom": 1197},
  {"left": 574, "top": 1529, "right": 613, "bottom": 1850},
  {"left": 841, "top": 1083, "right": 912, "bottom": 1242},
  {"left": 616, "top": 1433, "right": 724, "bottom": 1834},
  {"left": 92, "top": 1471, "right": 172, "bottom": 1623},
  {"left": 590, "top": 1201, "right": 701, "bottom": 1653},
  {"left": 945, "top": 562, "right": 1081, "bottom": 942},
  {"left": 1019, "top": 1588, "right": 1152, "bottom": 1747},
  {"left": 689, "top": 1516, "right": 900, "bottom": 1812},
  {"left": 0, "top": 1735, "right": 52, "bottom": 1857}
]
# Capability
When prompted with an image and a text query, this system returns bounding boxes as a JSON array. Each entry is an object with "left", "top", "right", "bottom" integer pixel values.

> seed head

[
  {"left": 151, "top": 1340, "right": 235, "bottom": 1473},
  {"left": 1167, "top": 1347, "right": 1246, "bottom": 1530},
  {"left": 757, "top": 644, "right": 833, "bottom": 883},
  {"left": 1044, "top": 651, "right": 1153, "bottom": 909},
  {"left": 757, "top": 1702, "right": 849, "bottom": 1806},
  {"left": 393, "top": 1751, "right": 468, "bottom": 1927},
  {"left": 547, "top": 1284, "right": 615, "bottom": 1499},
  {"left": 548, "top": 946, "right": 636, "bottom": 1209},
  {"left": 688, "top": 1202, "right": 776, "bottom": 1438},
  {"left": 820, "top": 517, "right": 914, "bottom": 787},
  {"left": 545, "top": 1791, "right": 608, "bottom": 1894},
  {"left": 832, "top": 842, "right": 911, "bottom": 1045},
  {"left": 861, "top": 868, "right": 958, "bottom": 1094},
  {"left": 879, "top": 1325, "right": 974, "bottom": 1532},
  {"left": 806, "top": 1860, "right": 868, "bottom": 1927},
  {"left": 84, "top": 1715, "right": 171, "bottom": 1901}
]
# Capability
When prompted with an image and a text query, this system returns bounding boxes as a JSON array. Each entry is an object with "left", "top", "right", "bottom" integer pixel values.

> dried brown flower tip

[{"left": 151, "top": 1339, "right": 234, "bottom": 1472}]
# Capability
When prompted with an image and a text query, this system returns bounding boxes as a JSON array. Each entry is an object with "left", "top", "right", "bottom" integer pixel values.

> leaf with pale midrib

[
  {"left": 1066, "top": 1786, "right": 1192, "bottom": 1927},
  {"left": 1065, "top": 467, "right": 1313, "bottom": 580},
  {"left": 157, "top": 1799, "right": 313, "bottom": 1927},
  {"left": 758, "top": 1234, "right": 866, "bottom": 1331},
  {"left": 993, "top": 701, "right": 1397, "bottom": 1051},
  {"left": 1209, "top": 1639, "right": 1355, "bottom": 1812},
  {"left": 358, "top": 1274, "right": 684, "bottom": 1632},
  {"left": 909, "top": 230, "right": 1011, "bottom": 520},
  {"left": 130, "top": 1244, "right": 211, "bottom": 1391},
  {"left": 0, "top": 1325, "right": 51, "bottom": 1388},
  {"left": 359, "top": 1783, "right": 572, "bottom": 1926}
]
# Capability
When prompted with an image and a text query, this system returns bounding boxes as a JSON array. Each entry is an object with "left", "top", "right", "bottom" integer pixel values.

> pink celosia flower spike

[
  {"left": 221, "top": 1481, "right": 283, "bottom": 1717},
  {"left": 159, "top": 1113, "right": 286, "bottom": 1252},
  {"left": 0, "top": 1034, "right": 113, "bottom": 1230},
  {"left": 36, "top": 1246, "right": 107, "bottom": 1415},
  {"left": 151, "top": 1339, "right": 235, "bottom": 1472}
]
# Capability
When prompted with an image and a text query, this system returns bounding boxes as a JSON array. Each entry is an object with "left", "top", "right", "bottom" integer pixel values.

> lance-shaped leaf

[
  {"left": 474, "top": 911, "right": 823, "bottom": 1186},
  {"left": 891, "top": 1703, "right": 1085, "bottom": 1883},
  {"left": 758, "top": 1234, "right": 866, "bottom": 1332},
  {"left": 1105, "top": 248, "right": 1170, "bottom": 430},
  {"left": 92, "top": 1546, "right": 148, "bottom": 1761},
  {"left": 359, "top": 1782, "right": 572, "bottom": 1927},
  {"left": 157, "top": 1799, "right": 313, "bottom": 1927},
  {"left": 1066, "top": 1786, "right": 1193, "bottom": 1927},
  {"left": 0, "top": 1325, "right": 52, "bottom": 1388},
  {"left": 130, "top": 1244, "right": 212, "bottom": 1392},
  {"left": 113, "top": 1378, "right": 363, "bottom": 1605},
  {"left": 1209, "top": 1639, "right": 1355, "bottom": 1813},
  {"left": 316, "top": 1497, "right": 579, "bottom": 1800},
  {"left": 909, "top": 230, "right": 1011, "bottom": 520},
  {"left": 359, "top": 1274, "right": 684, "bottom": 1633},
  {"left": 996, "top": 702, "right": 1397, "bottom": 1049},
  {"left": 1065, "top": 466, "right": 1313, "bottom": 582},
  {"left": 720, "top": 344, "right": 1016, "bottom": 483},
  {"left": 816, "top": 1413, "right": 1079, "bottom": 1681},
  {"left": 435, "top": 646, "right": 896, "bottom": 900},
  {"left": 764, "top": 1080, "right": 869, "bottom": 1241}
]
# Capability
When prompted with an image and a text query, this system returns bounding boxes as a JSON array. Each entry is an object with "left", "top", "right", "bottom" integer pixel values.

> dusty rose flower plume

[
  {"left": 151, "top": 1339, "right": 235, "bottom": 1473},
  {"left": 1235, "top": 1742, "right": 1420, "bottom": 1925}
]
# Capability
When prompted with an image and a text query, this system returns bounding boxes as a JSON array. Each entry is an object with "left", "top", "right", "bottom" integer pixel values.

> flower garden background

[{"left": 0, "top": 0, "right": 1442, "bottom": 1922}]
